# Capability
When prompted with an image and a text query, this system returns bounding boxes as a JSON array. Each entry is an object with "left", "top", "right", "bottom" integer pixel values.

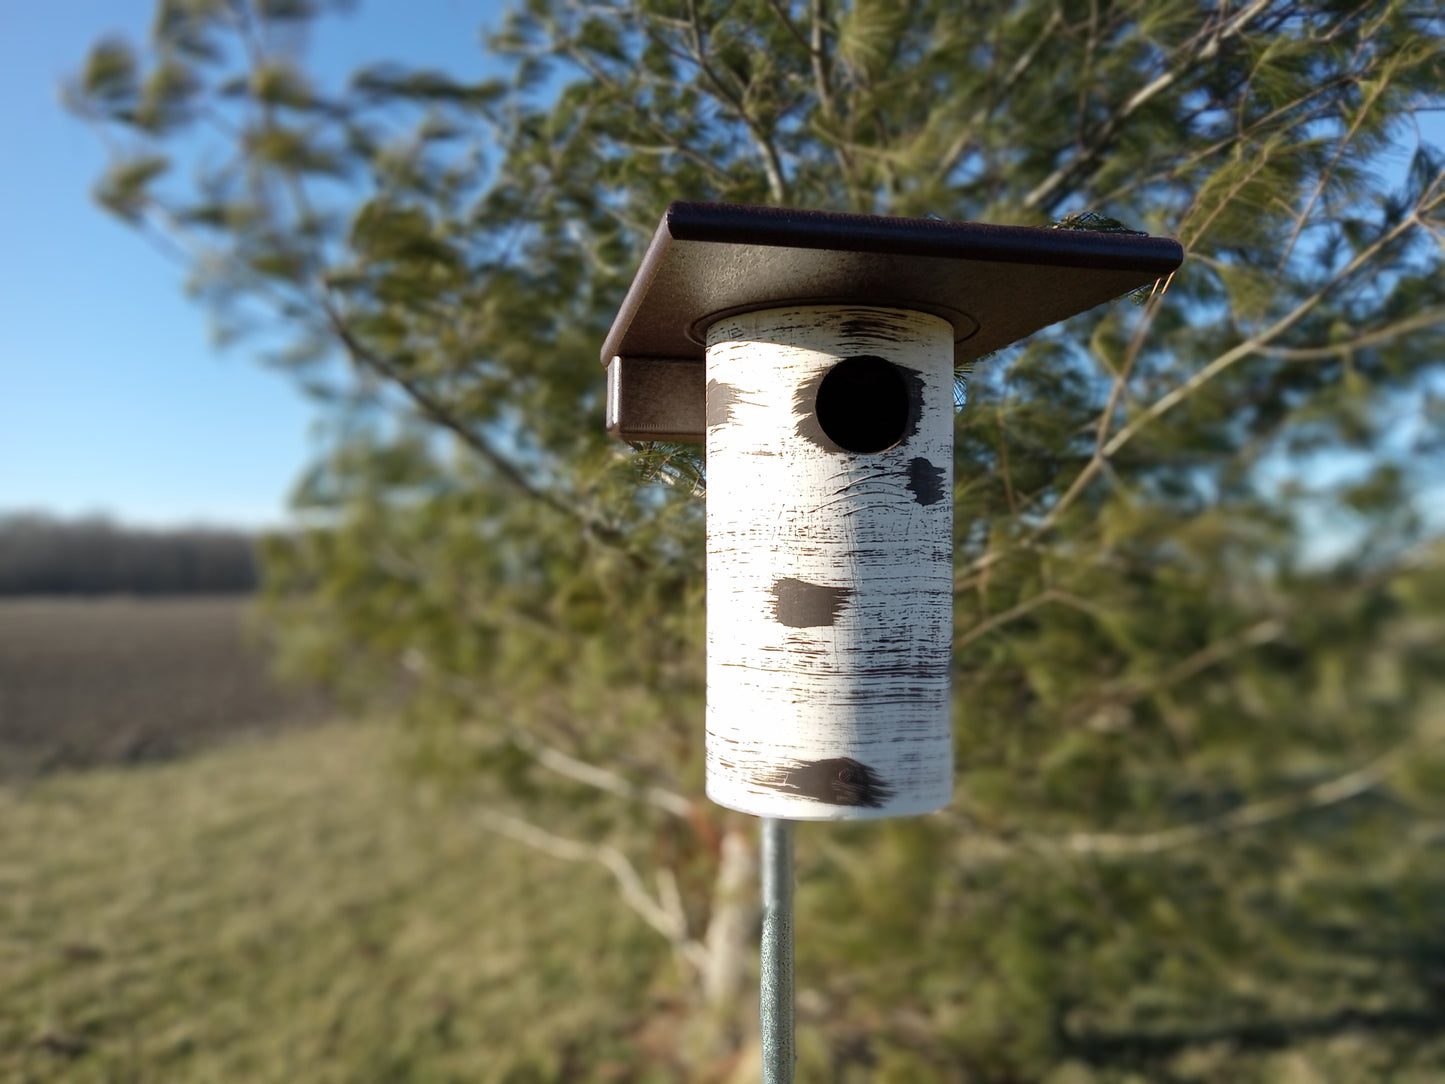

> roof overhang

[{"left": 603, "top": 201, "right": 1183, "bottom": 442}]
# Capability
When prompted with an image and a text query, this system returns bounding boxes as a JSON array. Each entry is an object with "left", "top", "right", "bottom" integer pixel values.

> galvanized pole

[{"left": 760, "top": 817, "right": 795, "bottom": 1083}]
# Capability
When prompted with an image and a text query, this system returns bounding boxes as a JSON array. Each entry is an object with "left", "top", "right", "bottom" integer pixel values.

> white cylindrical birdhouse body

[
  {"left": 603, "top": 202, "right": 1182, "bottom": 819},
  {"left": 704, "top": 305, "right": 954, "bottom": 820}
]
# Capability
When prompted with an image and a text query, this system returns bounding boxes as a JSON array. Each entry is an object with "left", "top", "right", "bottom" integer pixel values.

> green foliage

[
  {"left": 94, "top": 154, "right": 170, "bottom": 221},
  {"left": 73, "top": 0, "right": 1445, "bottom": 1077},
  {"left": 80, "top": 37, "right": 139, "bottom": 106}
]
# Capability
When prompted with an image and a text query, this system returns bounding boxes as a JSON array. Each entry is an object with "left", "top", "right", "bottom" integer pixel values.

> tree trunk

[{"left": 683, "top": 822, "right": 759, "bottom": 1069}]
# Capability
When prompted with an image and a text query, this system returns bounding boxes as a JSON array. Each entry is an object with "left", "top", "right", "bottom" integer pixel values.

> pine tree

[{"left": 74, "top": 1, "right": 1445, "bottom": 1077}]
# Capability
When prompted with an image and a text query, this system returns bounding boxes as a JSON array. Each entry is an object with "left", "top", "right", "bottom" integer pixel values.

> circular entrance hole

[{"left": 814, "top": 355, "right": 912, "bottom": 454}]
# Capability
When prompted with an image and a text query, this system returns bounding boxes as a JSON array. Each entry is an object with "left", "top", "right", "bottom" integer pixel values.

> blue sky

[{"left": 0, "top": 1, "right": 507, "bottom": 528}]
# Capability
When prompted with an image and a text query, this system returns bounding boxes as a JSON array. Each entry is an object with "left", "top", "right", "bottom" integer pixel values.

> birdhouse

[{"left": 603, "top": 203, "right": 1181, "bottom": 820}]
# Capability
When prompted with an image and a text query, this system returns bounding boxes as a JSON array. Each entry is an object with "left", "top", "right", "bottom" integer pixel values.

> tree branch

[
  {"left": 1093, "top": 270, "right": 1175, "bottom": 456},
  {"left": 1065, "top": 616, "right": 1287, "bottom": 726},
  {"left": 932, "top": 7, "right": 1062, "bottom": 188},
  {"left": 939, "top": 723, "right": 1445, "bottom": 862},
  {"left": 1047, "top": 726, "right": 1445, "bottom": 857},
  {"left": 510, "top": 729, "right": 693, "bottom": 818},
  {"left": 1100, "top": 210, "right": 1428, "bottom": 460},
  {"left": 953, "top": 588, "right": 1103, "bottom": 649},
  {"left": 320, "top": 300, "right": 646, "bottom": 567},
  {"left": 480, "top": 809, "right": 709, "bottom": 975},
  {"left": 682, "top": 0, "right": 788, "bottom": 202},
  {"left": 1023, "top": 0, "right": 1275, "bottom": 214},
  {"left": 1274, "top": 56, "right": 1396, "bottom": 272},
  {"left": 953, "top": 203, "right": 1433, "bottom": 586},
  {"left": 1255, "top": 308, "right": 1445, "bottom": 360},
  {"left": 552, "top": 42, "right": 735, "bottom": 188}
]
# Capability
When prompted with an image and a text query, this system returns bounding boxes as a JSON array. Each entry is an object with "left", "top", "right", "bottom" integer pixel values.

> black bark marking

[
  {"left": 899, "top": 364, "right": 926, "bottom": 441},
  {"left": 851, "top": 660, "right": 952, "bottom": 680},
  {"left": 772, "top": 577, "right": 851, "bottom": 627},
  {"left": 755, "top": 757, "right": 895, "bottom": 808},
  {"left": 906, "top": 457, "right": 946, "bottom": 506},
  {"left": 839, "top": 312, "right": 908, "bottom": 343},
  {"left": 706, "top": 379, "right": 744, "bottom": 428},
  {"left": 794, "top": 357, "right": 925, "bottom": 453},
  {"left": 792, "top": 369, "right": 832, "bottom": 449}
]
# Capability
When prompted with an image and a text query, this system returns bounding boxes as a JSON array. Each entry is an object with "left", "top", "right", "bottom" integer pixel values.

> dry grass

[
  {"left": 0, "top": 722, "right": 672, "bottom": 1082},
  {"left": 0, "top": 598, "right": 675, "bottom": 1080}
]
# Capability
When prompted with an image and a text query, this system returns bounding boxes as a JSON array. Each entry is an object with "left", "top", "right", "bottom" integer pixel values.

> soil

[{"left": 0, "top": 595, "right": 329, "bottom": 778}]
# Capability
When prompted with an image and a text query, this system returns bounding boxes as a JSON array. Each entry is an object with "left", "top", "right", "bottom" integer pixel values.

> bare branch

[
  {"left": 1100, "top": 211, "right": 1427, "bottom": 461},
  {"left": 807, "top": 0, "right": 837, "bottom": 121},
  {"left": 1068, "top": 617, "right": 1287, "bottom": 725},
  {"left": 1099, "top": 81, "right": 1348, "bottom": 213},
  {"left": 1048, "top": 726, "right": 1445, "bottom": 857},
  {"left": 1275, "top": 58, "right": 1397, "bottom": 272},
  {"left": 995, "top": 405, "right": 1020, "bottom": 515},
  {"left": 682, "top": 0, "right": 788, "bottom": 202},
  {"left": 1023, "top": 0, "right": 1275, "bottom": 213},
  {"left": 320, "top": 300, "right": 646, "bottom": 567},
  {"left": 1094, "top": 270, "right": 1175, "bottom": 456},
  {"left": 762, "top": 0, "right": 812, "bottom": 59},
  {"left": 1256, "top": 308, "right": 1445, "bottom": 360},
  {"left": 760, "top": 0, "right": 857, "bottom": 192},
  {"left": 480, "top": 809, "right": 709, "bottom": 975},
  {"left": 939, "top": 722, "right": 1445, "bottom": 862},
  {"left": 551, "top": 43, "right": 734, "bottom": 187},
  {"left": 953, "top": 588, "right": 1103, "bottom": 649},
  {"left": 932, "top": 7, "right": 1062, "bottom": 187},
  {"left": 656, "top": 865, "right": 690, "bottom": 941},
  {"left": 511, "top": 729, "right": 693, "bottom": 818},
  {"left": 955, "top": 204, "right": 1435, "bottom": 583}
]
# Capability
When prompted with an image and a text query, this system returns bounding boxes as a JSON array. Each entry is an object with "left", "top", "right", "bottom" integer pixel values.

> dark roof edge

[{"left": 664, "top": 201, "right": 1184, "bottom": 275}]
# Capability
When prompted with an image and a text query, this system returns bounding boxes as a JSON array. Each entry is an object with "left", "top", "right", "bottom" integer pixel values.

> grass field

[
  {"left": 0, "top": 598, "right": 678, "bottom": 1082},
  {"left": 0, "top": 722, "right": 676, "bottom": 1082}
]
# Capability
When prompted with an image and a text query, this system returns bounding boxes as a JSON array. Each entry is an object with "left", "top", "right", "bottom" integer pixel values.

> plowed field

[{"left": 0, "top": 596, "right": 327, "bottom": 777}]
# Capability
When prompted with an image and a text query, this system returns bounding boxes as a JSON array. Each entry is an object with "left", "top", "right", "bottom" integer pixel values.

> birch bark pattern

[{"left": 705, "top": 305, "right": 954, "bottom": 820}]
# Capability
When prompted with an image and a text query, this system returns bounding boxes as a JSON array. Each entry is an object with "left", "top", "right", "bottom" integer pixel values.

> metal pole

[{"left": 760, "top": 816, "right": 795, "bottom": 1083}]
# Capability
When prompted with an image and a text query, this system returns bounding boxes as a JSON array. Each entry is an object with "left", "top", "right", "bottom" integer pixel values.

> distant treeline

[{"left": 0, "top": 514, "right": 259, "bottom": 595}]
